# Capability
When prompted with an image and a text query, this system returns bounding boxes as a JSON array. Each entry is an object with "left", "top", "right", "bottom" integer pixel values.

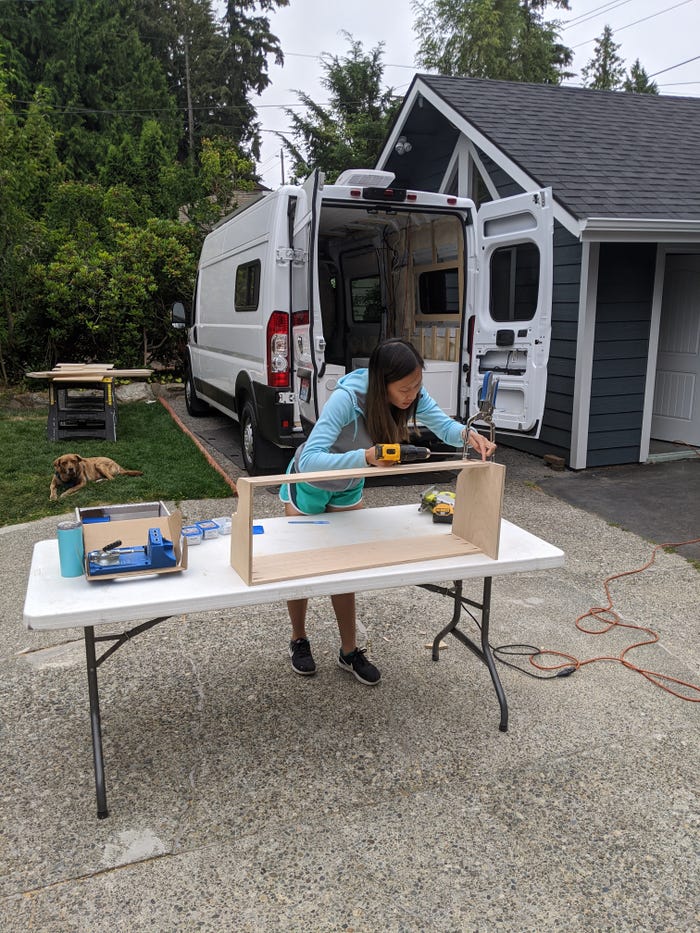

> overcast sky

[{"left": 249, "top": 0, "right": 700, "bottom": 187}]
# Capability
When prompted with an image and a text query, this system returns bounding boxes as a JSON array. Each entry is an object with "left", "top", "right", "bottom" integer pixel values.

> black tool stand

[{"left": 47, "top": 379, "right": 117, "bottom": 442}]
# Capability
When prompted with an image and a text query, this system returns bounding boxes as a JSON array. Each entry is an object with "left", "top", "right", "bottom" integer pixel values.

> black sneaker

[
  {"left": 289, "top": 637, "right": 316, "bottom": 676},
  {"left": 338, "top": 647, "right": 381, "bottom": 685}
]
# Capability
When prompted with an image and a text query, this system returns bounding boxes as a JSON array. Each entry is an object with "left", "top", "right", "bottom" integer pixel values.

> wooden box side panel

[
  {"left": 230, "top": 476, "right": 253, "bottom": 584},
  {"left": 451, "top": 462, "right": 505, "bottom": 560}
]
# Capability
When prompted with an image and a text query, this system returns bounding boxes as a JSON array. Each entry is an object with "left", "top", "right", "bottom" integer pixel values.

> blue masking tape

[
  {"left": 57, "top": 521, "right": 85, "bottom": 577},
  {"left": 252, "top": 524, "right": 264, "bottom": 535}
]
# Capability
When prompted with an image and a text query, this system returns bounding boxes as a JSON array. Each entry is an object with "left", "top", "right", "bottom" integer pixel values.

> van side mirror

[{"left": 172, "top": 301, "right": 189, "bottom": 329}]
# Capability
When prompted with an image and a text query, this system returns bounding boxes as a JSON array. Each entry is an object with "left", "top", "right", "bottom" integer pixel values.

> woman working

[{"left": 280, "top": 338, "right": 496, "bottom": 685}]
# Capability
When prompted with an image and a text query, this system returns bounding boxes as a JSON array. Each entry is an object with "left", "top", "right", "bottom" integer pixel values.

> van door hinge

[{"left": 276, "top": 247, "right": 308, "bottom": 265}]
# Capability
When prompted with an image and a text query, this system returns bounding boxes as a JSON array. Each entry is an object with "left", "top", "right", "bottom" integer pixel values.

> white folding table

[{"left": 23, "top": 505, "right": 564, "bottom": 818}]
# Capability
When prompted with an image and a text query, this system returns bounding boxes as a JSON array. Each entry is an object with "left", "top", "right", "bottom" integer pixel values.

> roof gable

[{"left": 401, "top": 75, "right": 700, "bottom": 222}]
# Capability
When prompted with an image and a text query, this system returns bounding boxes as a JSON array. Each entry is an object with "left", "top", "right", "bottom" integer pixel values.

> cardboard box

[
  {"left": 76, "top": 501, "right": 170, "bottom": 524},
  {"left": 76, "top": 502, "right": 187, "bottom": 581}
]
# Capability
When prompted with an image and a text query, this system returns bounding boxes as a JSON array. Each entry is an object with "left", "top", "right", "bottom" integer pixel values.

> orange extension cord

[{"left": 530, "top": 537, "right": 700, "bottom": 702}]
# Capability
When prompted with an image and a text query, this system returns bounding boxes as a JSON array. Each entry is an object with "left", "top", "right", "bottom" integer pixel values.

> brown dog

[{"left": 50, "top": 454, "right": 143, "bottom": 500}]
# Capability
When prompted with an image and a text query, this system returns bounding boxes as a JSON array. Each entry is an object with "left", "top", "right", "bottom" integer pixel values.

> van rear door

[
  {"left": 290, "top": 170, "right": 324, "bottom": 431},
  {"left": 470, "top": 188, "right": 553, "bottom": 437}
]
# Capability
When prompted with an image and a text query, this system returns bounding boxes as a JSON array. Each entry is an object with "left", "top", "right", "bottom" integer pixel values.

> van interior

[{"left": 313, "top": 203, "right": 467, "bottom": 415}]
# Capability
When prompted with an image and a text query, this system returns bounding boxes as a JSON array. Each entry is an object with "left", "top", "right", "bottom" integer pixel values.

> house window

[
  {"left": 235, "top": 260, "right": 261, "bottom": 312},
  {"left": 350, "top": 276, "right": 383, "bottom": 323},
  {"left": 490, "top": 242, "right": 540, "bottom": 321}
]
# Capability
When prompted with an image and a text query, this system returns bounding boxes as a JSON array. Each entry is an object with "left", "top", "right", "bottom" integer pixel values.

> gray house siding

[{"left": 587, "top": 243, "right": 656, "bottom": 466}]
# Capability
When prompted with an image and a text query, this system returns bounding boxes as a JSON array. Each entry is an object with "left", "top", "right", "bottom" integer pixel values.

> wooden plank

[
  {"left": 249, "top": 535, "right": 480, "bottom": 585},
  {"left": 238, "top": 459, "right": 480, "bottom": 489},
  {"left": 452, "top": 462, "right": 505, "bottom": 560},
  {"left": 230, "top": 476, "right": 253, "bottom": 582},
  {"left": 27, "top": 368, "right": 152, "bottom": 380}
]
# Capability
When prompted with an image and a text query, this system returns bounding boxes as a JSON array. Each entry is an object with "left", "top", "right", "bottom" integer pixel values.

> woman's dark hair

[{"left": 366, "top": 338, "right": 425, "bottom": 443}]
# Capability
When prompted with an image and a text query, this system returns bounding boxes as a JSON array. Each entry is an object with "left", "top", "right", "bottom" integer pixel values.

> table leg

[
  {"left": 430, "top": 577, "right": 508, "bottom": 732},
  {"left": 84, "top": 626, "right": 109, "bottom": 818}
]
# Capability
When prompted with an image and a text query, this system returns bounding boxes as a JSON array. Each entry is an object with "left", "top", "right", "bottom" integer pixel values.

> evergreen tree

[
  {"left": 0, "top": 0, "right": 179, "bottom": 178},
  {"left": 412, "top": 0, "right": 572, "bottom": 83},
  {"left": 623, "top": 59, "right": 659, "bottom": 95},
  {"left": 220, "top": 0, "right": 289, "bottom": 160},
  {"left": 281, "top": 33, "right": 400, "bottom": 182},
  {"left": 581, "top": 25, "right": 626, "bottom": 91}
]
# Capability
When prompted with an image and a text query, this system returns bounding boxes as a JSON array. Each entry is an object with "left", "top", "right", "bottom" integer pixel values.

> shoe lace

[
  {"left": 352, "top": 647, "right": 370, "bottom": 666},
  {"left": 294, "top": 638, "right": 311, "bottom": 657}
]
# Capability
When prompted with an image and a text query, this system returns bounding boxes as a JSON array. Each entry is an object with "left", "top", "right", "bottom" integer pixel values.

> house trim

[
  {"left": 640, "top": 242, "right": 700, "bottom": 460},
  {"left": 640, "top": 247, "right": 667, "bottom": 462},
  {"left": 570, "top": 241, "right": 599, "bottom": 470},
  {"left": 581, "top": 218, "right": 700, "bottom": 243}
]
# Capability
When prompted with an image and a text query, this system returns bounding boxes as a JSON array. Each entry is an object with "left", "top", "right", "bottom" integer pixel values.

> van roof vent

[{"left": 334, "top": 169, "right": 395, "bottom": 188}]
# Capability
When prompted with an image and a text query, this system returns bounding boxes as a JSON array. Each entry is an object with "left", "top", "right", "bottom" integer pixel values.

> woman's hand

[
  {"left": 364, "top": 446, "right": 394, "bottom": 469},
  {"left": 463, "top": 429, "right": 497, "bottom": 461}
]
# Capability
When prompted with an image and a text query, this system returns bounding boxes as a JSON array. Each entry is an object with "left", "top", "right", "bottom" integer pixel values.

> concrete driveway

[{"left": 1, "top": 390, "right": 697, "bottom": 932}]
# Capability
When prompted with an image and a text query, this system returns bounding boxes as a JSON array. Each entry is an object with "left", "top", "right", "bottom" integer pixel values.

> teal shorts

[{"left": 280, "top": 464, "right": 364, "bottom": 515}]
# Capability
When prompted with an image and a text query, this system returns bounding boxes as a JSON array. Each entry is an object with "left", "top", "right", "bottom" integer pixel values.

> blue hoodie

[{"left": 292, "top": 369, "right": 466, "bottom": 489}]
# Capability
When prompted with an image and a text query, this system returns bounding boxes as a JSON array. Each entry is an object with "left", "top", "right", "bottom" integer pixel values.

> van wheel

[
  {"left": 240, "top": 398, "right": 284, "bottom": 475},
  {"left": 185, "top": 366, "right": 210, "bottom": 416}
]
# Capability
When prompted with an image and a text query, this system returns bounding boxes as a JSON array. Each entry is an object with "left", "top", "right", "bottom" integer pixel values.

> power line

[
  {"left": 649, "top": 54, "right": 700, "bottom": 77},
  {"left": 562, "top": 0, "right": 637, "bottom": 30},
  {"left": 570, "top": 0, "right": 696, "bottom": 49}
]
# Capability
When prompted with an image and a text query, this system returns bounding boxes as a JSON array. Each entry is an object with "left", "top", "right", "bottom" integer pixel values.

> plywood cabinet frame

[{"left": 230, "top": 460, "right": 505, "bottom": 586}]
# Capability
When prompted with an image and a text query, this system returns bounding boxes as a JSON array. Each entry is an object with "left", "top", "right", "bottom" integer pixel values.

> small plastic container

[
  {"left": 212, "top": 517, "right": 231, "bottom": 535},
  {"left": 196, "top": 520, "right": 219, "bottom": 540},
  {"left": 181, "top": 524, "right": 203, "bottom": 546}
]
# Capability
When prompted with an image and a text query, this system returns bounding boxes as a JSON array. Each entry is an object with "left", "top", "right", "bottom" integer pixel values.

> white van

[{"left": 174, "top": 169, "right": 553, "bottom": 473}]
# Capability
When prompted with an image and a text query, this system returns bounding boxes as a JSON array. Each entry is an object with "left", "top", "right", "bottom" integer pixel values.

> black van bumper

[{"left": 254, "top": 384, "right": 301, "bottom": 447}]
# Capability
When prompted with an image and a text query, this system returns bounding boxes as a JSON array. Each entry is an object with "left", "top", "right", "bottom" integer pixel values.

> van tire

[
  {"left": 239, "top": 397, "right": 285, "bottom": 475},
  {"left": 185, "top": 366, "right": 210, "bottom": 416}
]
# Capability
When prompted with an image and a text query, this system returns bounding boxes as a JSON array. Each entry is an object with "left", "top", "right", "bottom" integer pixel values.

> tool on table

[
  {"left": 87, "top": 528, "right": 177, "bottom": 576},
  {"left": 419, "top": 486, "right": 456, "bottom": 524},
  {"left": 464, "top": 370, "right": 499, "bottom": 459}
]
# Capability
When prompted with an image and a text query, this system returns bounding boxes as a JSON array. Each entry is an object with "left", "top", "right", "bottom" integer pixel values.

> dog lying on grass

[{"left": 50, "top": 454, "right": 143, "bottom": 500}]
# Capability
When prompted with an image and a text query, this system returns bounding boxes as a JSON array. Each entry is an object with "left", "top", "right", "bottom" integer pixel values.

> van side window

[
  {"left": 489, "top": 242, "right": 540, "bottom": 321},
  {"left": 350, "top": 275, "right": 383, "bottom": 323},
  {"left": 417, "top": 267, "right": 460, "bottom": 317},
  {"left": 235, "top": 260, "right": 261, "bottom": 312}
]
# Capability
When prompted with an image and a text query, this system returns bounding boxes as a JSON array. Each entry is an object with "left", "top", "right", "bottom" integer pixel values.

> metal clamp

[{"left": 464, "top": 371, "right": 499, "bottom": 460}]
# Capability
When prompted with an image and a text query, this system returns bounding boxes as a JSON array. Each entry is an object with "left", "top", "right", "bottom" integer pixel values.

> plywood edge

[
  {"left": 452, "top": 462, "right": 505, "bottom": 560},
  {"left": 249, "top": 535, "right": 480, "bottom": 585},
  {"left": 230, "top": 476, "right": 253, "bottom": 584},
  {"left": 235, "top": 458, "right": 487, "bottom": 488}
]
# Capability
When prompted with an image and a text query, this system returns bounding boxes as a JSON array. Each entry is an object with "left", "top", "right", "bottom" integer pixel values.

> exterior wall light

[{"left": 394, "top": 135, "right": 412, "bottom": 155}]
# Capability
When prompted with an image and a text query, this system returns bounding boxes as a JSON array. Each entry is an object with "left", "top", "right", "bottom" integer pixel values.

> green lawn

[{"left": 0, "top": 400, "right": 234, "bottom": 527}]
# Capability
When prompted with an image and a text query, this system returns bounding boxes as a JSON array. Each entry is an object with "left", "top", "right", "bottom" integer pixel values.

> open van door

[
  {"left": 470, "top": 188, "right": 553, "bottom": 437},
  {"left": 290, "top": 170, "right": 325, "bottom": 432}
]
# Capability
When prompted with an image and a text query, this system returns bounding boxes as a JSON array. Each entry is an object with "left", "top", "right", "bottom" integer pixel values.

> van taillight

[
  {"left": 267, "top": 311, "right": 290, "bottom": 388},
  {"left": 292, "top": 310, "right": 309, "bottom": 328}
]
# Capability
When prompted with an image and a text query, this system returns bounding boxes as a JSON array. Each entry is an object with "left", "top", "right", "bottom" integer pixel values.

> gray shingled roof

[{"left": 418, "top": 75, "right": 700, "bottom": 221}]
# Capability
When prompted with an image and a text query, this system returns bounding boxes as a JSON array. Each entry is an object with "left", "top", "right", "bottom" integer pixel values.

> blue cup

[{"left": 57, "top": 521, "right": 85, "bottom": 577}]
